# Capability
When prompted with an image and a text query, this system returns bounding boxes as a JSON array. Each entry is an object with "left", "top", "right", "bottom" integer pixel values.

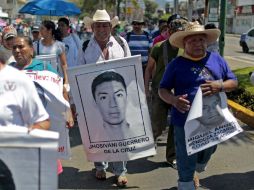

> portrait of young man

[
  {"left": 91, "top": 70, "right": 144, "bottom": 141},
  {"left": 189, "top": 93, "right": 225, "bottom": 138},
  {"left": 92, "top": 71, "right": 129, "bottom": 130}
]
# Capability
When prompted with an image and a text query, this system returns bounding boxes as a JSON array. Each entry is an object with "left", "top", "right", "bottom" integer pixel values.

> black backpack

[{"left": 82, "top": 35, "right": 127, "bottom": 57}]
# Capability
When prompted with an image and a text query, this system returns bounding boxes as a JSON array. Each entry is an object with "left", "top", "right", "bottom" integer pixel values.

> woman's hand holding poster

[{"left": 184, "top": 87, "right": 243, "bottom": 155}]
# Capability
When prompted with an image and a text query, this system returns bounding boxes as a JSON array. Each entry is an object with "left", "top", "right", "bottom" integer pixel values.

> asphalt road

[
  {"left": 59, "top": 123, "right": 254, "bottom": 190},
  {"left": 59, "top": 34, "right": 254, "bottom": 190},
  {"left": 224, "top": 34, "right": 254, "bottom": 70}
]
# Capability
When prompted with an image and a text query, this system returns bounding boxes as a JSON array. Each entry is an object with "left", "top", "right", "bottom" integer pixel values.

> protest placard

[
  {"left": 25, "top": 70, "right": 71, "bottom": 159},
  {"left": 0, "top": 127, "right": 58, "bottom": 190},
  {"left": 68, "top": 55, "right": 156, "bottom": 161},
  {"left": 184, "top": 87, "right": 243, "bottom": 155}
]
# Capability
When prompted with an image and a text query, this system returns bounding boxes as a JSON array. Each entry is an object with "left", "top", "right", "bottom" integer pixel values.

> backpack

[
  {"left": 82, "top": 35, "right": 127, "bottom": 57},
  {"left": 126, "top": 30, "right": 151, "bottom": 42}
]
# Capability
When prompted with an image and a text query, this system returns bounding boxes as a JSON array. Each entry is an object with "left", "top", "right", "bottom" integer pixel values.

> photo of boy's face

[
  {"left": 92, "top": 71, "right": 128, "bottom": 128},
  {"left": 94, "top": 81, "right": 127, "bottom": 126},
  {"left": 198, "top": 94, "right": 224, "bottom": 126}
]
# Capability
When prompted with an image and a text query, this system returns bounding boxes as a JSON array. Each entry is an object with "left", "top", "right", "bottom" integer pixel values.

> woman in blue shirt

[{"left": 159, "top": 22, "right": 238, "bottom": 190}]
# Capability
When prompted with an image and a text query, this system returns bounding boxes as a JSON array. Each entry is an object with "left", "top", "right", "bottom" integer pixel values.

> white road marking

[{"left": 225, "top": 56, "right": 254, "bottom": 65}]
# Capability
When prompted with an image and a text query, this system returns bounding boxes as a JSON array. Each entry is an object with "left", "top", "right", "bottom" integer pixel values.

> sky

[{"left": 155, "top": 0, "right": 171, "bottom": 9}]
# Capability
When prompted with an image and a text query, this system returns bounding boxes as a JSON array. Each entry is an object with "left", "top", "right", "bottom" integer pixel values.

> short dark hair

[
  {"left": 41, "top": 20, "right": 62, "bottom": 41},
  {"left": 158, "top": 19, "right": 167, "bottom": 26},
  {"left": 16, "top": 36, "right": 33, "bottom": 47},
  {"left": 58, "top": 17, "right": 70, "bottom": 26},
  {"left": 205, "top": 23, "right": 217, "bottom": 29},
  {"left": 91, "top": 71, "right": 127, "bottom": 99}
]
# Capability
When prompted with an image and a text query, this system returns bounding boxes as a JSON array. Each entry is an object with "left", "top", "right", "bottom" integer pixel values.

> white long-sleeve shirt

[{"left": 78, "top": 35, "right": 131, "bottom": 65}]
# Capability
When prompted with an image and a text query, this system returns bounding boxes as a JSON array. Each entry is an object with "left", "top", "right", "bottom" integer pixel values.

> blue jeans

[
  {"left": 94, "top": 161, "right": 127, "bottom": 176},
  {"left": 174, "top": 125, "right": 217, "bottom": 190}
]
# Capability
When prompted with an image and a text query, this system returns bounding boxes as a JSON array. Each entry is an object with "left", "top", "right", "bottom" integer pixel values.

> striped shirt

[{"left": 126, "top": 31, "right": 153, "bottom": 65}]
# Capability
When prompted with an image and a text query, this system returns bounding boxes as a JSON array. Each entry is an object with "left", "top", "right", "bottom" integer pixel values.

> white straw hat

[
  {"left": 83, "top": 9, "right": 119, "bottom": 28},
  {"left": 169, "top": 21, "right": 221, "bottom": 49}
]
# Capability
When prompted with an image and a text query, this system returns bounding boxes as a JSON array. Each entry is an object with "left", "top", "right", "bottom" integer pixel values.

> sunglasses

[{"left": 133, "top": 22, "right": 143, "bottom": 26}]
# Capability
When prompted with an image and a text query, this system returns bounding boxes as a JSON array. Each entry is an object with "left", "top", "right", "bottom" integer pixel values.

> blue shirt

[
  {"left": 160, "top": 52, "right": 237, "bottom": 126},
  {"left": 11, "top": 59, "right": 58, "bottom": 74}
]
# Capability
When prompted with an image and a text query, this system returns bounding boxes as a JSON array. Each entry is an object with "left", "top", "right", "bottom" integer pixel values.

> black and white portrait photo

[
  {"left": 189, "top": 93, "right": 225, "bottom": 137},
  {"left": 68, "top": 56, "right": 156, "bottom": 161},
  {"left": 78, "top": 66, "right": 146, "bottom": 143},
  {"left": 184, "top": 87, "right": 242, "bottom": 155}
]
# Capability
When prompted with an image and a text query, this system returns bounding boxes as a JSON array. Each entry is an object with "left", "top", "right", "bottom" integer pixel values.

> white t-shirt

[
  {"left": 33, "top": 40, "right": 65, "bottom": 74},
  {"left": 0, "top": 65, "right": 49, "bottom": 127},
  {"left": 62, "top": 34, "right": 82, "bottom": 68}
]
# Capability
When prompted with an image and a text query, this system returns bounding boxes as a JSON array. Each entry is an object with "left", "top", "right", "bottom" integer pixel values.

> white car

[
  {"left": 250, "top": 72, "right": 254, "bottom": 85},
  {"left": 240, "top": 27, "right": 254, "bottom": 53}
]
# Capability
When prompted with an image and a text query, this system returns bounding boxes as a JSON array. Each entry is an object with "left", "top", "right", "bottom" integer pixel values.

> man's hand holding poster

[
  {"left": 68, "top": 55, "right": 156, "bottom": 162},
  {"left": 184, "top": 87, "right": 243, "bottom": 155}
]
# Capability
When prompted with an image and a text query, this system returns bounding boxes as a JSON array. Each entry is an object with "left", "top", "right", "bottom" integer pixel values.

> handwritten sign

[{"left": 25, "top": 70, "right": 71, "bottom": 159}]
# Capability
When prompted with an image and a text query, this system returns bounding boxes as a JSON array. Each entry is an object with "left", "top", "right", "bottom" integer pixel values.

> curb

[{"left": 228, "top": 99, "right": 254, "bottom": 127}]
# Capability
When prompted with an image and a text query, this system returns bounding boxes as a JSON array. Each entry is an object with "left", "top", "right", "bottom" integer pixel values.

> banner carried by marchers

[
  {"left": 25, "top": 70, "right": 71, "bottom": 159},
  {"left": 184, "top": 87, "right": 243, "bottom": 155},
  {"left": 68, "top": 55, "right": 156, "bottom": 162}
]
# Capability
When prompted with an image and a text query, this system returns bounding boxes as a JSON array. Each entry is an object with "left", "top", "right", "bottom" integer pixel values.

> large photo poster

[
  {"left": 0, "top": 127, "right": 59, "bottom": 190},
  {"left": 184, "top": 87, "right": 243, "bottom": 155},
  {"left": 68, "top": 55, "right": 156, "bottom": 161}
]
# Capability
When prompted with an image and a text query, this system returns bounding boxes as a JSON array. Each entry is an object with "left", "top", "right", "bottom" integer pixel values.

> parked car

[
  {"left": 250, "top": 71, "right": 254, "bottom": 85},
  {"left": 240, "top": 27, "right": 254, "bottom": 53}
]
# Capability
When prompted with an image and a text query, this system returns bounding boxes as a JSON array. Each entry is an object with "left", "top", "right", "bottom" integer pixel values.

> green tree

[
  {"left": 73, "top": 0, "right": 124, "bottom": 18},
  {"left": 144, "top": 0, "right": 158, "bottom": 21}
]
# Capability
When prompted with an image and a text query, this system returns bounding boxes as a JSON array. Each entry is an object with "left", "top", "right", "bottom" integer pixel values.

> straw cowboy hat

[
  {"left": 169, "top": 21, "right": 221, "bottom": 49},
  {"left": 83, "top": 9, "right": 119, "bottom": 28}
]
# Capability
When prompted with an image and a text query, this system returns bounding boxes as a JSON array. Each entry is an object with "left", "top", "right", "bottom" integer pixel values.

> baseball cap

[
  {"left": 167, "top": 14, "right": 188, "bottom": 33},
  {"left": 2, "top": 26, "right": 17, "bottom": 40},
  {"left": 31, "top": 25, "right": 40, "bottom": 32}
]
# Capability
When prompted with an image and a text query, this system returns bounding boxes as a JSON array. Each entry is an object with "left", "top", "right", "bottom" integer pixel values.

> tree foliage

[
  {"left": 71, "top": 0, "right": 123, "bottom": 18},
  {"left": 144, "top": 0, "right": 158, "bottom": 21}
]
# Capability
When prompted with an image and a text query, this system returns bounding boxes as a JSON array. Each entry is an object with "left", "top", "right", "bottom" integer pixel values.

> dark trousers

[{"left": 151, "top": 88, "right": 176, "bottom": 162}]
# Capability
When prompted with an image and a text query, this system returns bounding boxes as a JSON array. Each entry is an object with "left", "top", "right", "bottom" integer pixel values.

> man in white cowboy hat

[
  {"left": 78, "top": 9, "right": 129, "bottom": 65},
  {"left": 158, "top": 21, "right": 238, "bottom": 189},
  {"left": 77, "top": 9, "right": 131, "bottom": 187}
]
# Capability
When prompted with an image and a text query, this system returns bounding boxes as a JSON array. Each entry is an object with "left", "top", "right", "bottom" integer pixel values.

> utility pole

[
  {"left": 188, "top": 0, "right": 193, "bottom": 21},
  {"left": 174, "top": 0, "right": 179, "bottom": 14},
  {"left": 219, "top": 0, "right": 227, "bottom": 57}
]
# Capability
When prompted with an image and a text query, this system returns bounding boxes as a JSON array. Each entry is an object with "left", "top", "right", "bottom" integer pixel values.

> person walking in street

[
  {"left": 0, "top": 25, "right": 17, "bottom": 64},
  {"left": 57, "top": 17, "right": 82, "bottom": 121},
  {"left": 33, "top": 20, "right": 69, "bottom": 92},
  {"left": 152, "top": 21, "right": 168, "bottom": 46},
  {"left": 11, "top": 35, "right": 74, "bottom": 175},
  {"left": 204, "top": 23, "right": 219, "bottom": 53},
  {"left": 125, "top": 19, "right": 153, "bottom": 76},
  {"left": 144, "top": 14, "right": 188, "bottom": 168},
  {"left": 31, "top": 25, "right": 41, "bottom": 43},
  {"left": 0, "top": 47, "right": 50, "bottom": 130},
  {"left": 159, "top": 21, "right": 238, "bottom": 190},
  {"left": 57, "top": 17, "right": 82, "bottom": 68},
  {"left": 78, "top": 9, "right": 131, "bottom": 187}
]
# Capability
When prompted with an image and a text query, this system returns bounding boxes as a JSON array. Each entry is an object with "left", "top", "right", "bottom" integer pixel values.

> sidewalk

[{"left": 59, "top": 124, "right": 254, "bottom": 190}]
